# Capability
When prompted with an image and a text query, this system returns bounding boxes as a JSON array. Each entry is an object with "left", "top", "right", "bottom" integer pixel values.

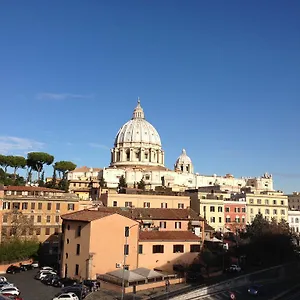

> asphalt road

[
  {"left": 197, "top": 278, "right": 300, "bottom": 300},
  {"left": 3, "top": 269, "right": 60, "bottom": 300}
]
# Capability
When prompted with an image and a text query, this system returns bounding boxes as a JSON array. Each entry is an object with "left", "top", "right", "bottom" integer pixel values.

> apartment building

[
  {"left": 187, "top": 187, "right": 228, "bottom": 232},
  {"left": 224, "top": 193, "right": 247, "bottom": 231},
  {"left": 61, "top": 207, "right": 206, "bottom": 281},
  {"left": 287, "top": 192, "right": 300, "bottom": 210},
  {"left": 99, "top": 190, "right": 191, "bottom": 210},
  {"left": 288, "top": 210, "right": 300, "bottom": 234},
  {"left": 246, "top": 190, "right": 288, "bottom": 223},
  {"left": 1, "top": 186, "right": 80, "bottom": 243}
]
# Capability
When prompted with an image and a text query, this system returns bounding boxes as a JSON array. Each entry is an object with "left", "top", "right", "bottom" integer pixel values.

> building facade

[
  {"left": 287, "top": 192, "right": 300, "bottom": 210},
  {"left": 288, "top": 210, "right": 300, "bottom": 234},
  {"left": 246, "top": 191, "right": 288, "bottom": 223},
  {"left": 61, "top": 207, "right": 205, "bottom": 280}
]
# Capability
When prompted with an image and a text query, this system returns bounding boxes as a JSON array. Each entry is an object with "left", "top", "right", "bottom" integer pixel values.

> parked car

[
  {"left": 52, "top": 278, "right": 77, "bottom": 288},
  {"left": 20, "top": 263, "right": 33, "bottom": 271},
  {"left": 31, "top": 261, "right": 39, "bottom": 268},
  {"left": 52, "top": 293, "right": 79, "bottom": 300},
  {"left": 40, "top": 266, "right": 55, "bottom": 272},
  {"left": 247, "top": 284, "right": 266, "bottom": 296},
  {"left": 6, "top": 266, "right": 21, "bottom": 274},
  {"left": 0, "top": 277, "right": 7, "bottom": 283},
  {"left": 0, "top": 282, "right": 14, "bottom": 289},
  {"left": 41, "top": 274, "right": 60, "bottom": 285},
  {"left": 0, "top": 286, "right": 20, "bottom": 296},
  {"left": 62, "top": 285, "right": 89, "bottom": 298},
  {"left": 225, "top": 264, "right": 242, "bottom": 273},
  {"left": 35, "top": 270, "right": 57, "bottom": 280}
]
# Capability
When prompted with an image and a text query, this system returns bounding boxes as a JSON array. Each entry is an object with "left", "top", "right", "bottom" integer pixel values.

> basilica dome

[
  {"left": 110, "top": 99, "right": 165, "bottom": 168},
  {"left": 114, "top": 101, "right": 161, "bottom": 147},
  {"left": 174, "top": 149, "right": 194, "bottom": 174}
]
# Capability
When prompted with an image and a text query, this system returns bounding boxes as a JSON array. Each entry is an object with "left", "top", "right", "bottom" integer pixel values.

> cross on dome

[{"left": 132, "top": 97, "right": 145, "bottom": 119}]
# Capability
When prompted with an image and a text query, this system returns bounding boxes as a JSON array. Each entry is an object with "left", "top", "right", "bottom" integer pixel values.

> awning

[
  {"left": 106, "top": 269, "right": 146, "bottom": 283},
  {"left": 131, "top": 268, "right": 164, "bottom": 279}
]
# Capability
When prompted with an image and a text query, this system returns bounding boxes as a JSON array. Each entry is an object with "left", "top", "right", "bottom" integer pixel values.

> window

[
  {"left": 265, "top": 209, "right": 270, "bottom": 214},
  {"left": 257, "top": 199, "right": 261, "bottom": 204},
  {"left": 250, "top": 208, "right": 253, "bottom": 214},
  {"left": 226, "top": 217, "right": 231, "bottom": 223},
  {"left": 249, "top": 199, "right": 254, "bottom": 204},
  {"left": 281, "top": 209, "right": 285, "bottom": 215},
  {"left": 12, "top": 202, "right": 20, "bottom": 209},
  {"left": 47, "top": 203, "right": 52, "bottom": 210},
  {"left": 67, "top": 204, "right": 75, "bottom": 210},
  {"left": 265, "top": 199, "right": 269, "bottom": 205},
  {"left": 153, "top": 245, "right": 164, "bottom": 253},
  {"left": 124, "top": 245, "right": 129, "bottom": 255},
  {"left": 281, "top": 200, "right": 284, "bottom": 205},
  {"left": 36, "top": 228, "right": 41, "bottom": 235},
  {"left": 37, "top": 215, "right": 42, "bottom": 223},
  {"left": 2, "top": 214, "right": 8, "bottom": 223},
  {"left": 75, "top": 264, "right": 79, "bottom": 276},
  {"left": 125, "top": 202, "right": 132, "bottom": 207},
  {"left": 77, "top": 226, "right": 82, "bottom": 237},
  {"left": 242, "top": 217, "right": 245, "bottom": 223},
  {"left": 173, "top": 245, "right": 184, "bottom": 253},
  {"left": 45, "top": 228, "right": 50, "bottom": 235},
  {"left": 218, "top": 206, "right": 223, "bottom": 212},
  {"left": 138, "top": 245, "right": 143, "bottom": 254},
  {"left": 54, "top": 228, "right": 59, "bottom": 235},
  {"left": 125, "top": 226, "right": 129, "bottom": 237},
  {"left": 56, "top": 203, "right": 60, "bottom": 210},
  {"left": 76, "top": 244, "right": 80, "bottom": 255},
  {"left": 210, "top": 217, "right": 215, "bottom": 223},
  {"left": 235, "top": 217, "right": 240, "bottom": 223},
  {"left": 160, "top": 221, "right": 166, "bottom": 229},
  {"left": 178, "top": 203, "right": 184, "bottom": 209},
  {"left": 31, "top": 203, "right": 35, "bottom": 210},
  {"left": 38, "top": 203, "right": 42, "bottom": 210},
  {"left": 55, "top": 216, "right": 60, "bottom": 223},
  {"left": 273, "top": 209, "right": 277, "bottom": 215},
  {"left": 258, "top": 208, "right": 261, "bottom": 214},
  {"left": 161, "top": 203, "right": 168, "bottom": 208},
  {"left": 113, "top": 201, "right": 118, "bottom": 207},
  {"left": 190, "top": 245, "right": 200, "bottom": 252},
  {"left": 29, "top": 228, "right": 33, "bottom": 235},
  {"left": 175, "top": 222, "right": 181, "bottom": 229},
  {"left": 219, "top": 217, "right": 222, "bottom": 223},
  {"left": 225, "top": 207, "right": 230, "bottom": 212},
  {"left": 30, "top": 215, "right": 34, "bottom": 223},
  {"left": 46, "top": 216, "right": 51, "bottom": 223},
  {"left": 273, "top": 200, "right": 277, "bottom": 205},
  {"left": 22, "top": 202, "right": 28, "bottom": 210},
  {"left": 242, "top": 207, "right": 246, "bottom": 213},
  {"left": 144, "top": 202, "right": 150, "bottom": 208},
  {"left": 210, "top": 206, "right": 215, "bottom": 212}
]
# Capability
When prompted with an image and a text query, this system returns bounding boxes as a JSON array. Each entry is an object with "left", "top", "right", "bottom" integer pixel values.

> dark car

[
  {"left": 247, "top": 284, "right": 266, "bottom": 296},
  {"left": 41, "top": 274, "right": 59, "bottom": 285},
  {"left": 62, "top": 285, "right": 89, "bottom": 299},
  {"left": 6, "top": 265, "right": 21, "bottom": 274},
  {"left": 82, "top": 280, "right": 100, "bottom": 292},
  {"left": 52, "top": 277, "right": 77, "bottom": 288},
  {"left": 20, "top": 263, "right": 33, "bottom": 271}
]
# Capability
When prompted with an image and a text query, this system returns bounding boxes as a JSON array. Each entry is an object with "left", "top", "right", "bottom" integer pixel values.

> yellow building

[
  {"left": 187, "top": 188, "right": 227, "bottom": 232},
  {"left": 1, "top": 186, "right": 80, "bottom": 244},
  {"left": 99, "top": 190, "right": 191, "bottom": 210},
  {"left": 246, "top": 190, "right": 288, "bottom": 223}
]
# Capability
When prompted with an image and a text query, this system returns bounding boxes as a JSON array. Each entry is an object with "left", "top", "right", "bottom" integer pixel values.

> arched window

[{"left": 126, "top": 149, "right": 130, "bottom": 161}]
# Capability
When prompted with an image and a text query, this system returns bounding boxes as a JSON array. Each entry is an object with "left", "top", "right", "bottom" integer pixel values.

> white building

[
  {"left": 288, "top": 210, "right": 300, "bottom": 234},
  {"left": 100, "top": 99, "right": 274, "bottom": 192}
]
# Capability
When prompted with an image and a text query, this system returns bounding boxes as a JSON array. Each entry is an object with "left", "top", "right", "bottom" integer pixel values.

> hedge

[{"left": 0, "top": 238, "right": 39, "bottom": 263}]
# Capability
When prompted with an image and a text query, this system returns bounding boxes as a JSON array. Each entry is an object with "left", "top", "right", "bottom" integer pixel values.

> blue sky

[{"left": 0, "top": 1, "right": 299, "bottom": 192}]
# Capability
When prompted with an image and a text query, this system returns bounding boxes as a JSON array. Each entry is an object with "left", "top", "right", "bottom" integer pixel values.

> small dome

[
  {"left": 114, "top": 99, "right": 161, "bottom": 147},
  {"left": 176, "top": 149, "right": 192, "bottom": 165}
]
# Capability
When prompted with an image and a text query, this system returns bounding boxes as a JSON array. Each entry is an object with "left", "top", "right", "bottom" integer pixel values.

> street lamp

[{"left": 121, "top": 223, "right": 139, "bottom": 300}]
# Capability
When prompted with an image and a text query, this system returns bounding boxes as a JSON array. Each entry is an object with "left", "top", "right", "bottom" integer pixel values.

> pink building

[{"left": 224, "top": 195, "right": 247, "bottom": 231}]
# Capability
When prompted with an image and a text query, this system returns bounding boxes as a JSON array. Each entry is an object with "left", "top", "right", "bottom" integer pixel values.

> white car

[
  {"left": 52, "top": 293, "right": 79, "bottom": 300},
  {"left": 41, "top": 266, "right": 55, "bottom": 272},
  {"left": 229, "top": 264, "right": 241, "bottom": 272},
  {"left": 0, "top": 277, "right": 7, "bottom": 283},
  {"left": 0, "top": 286, "right": 20, "bottom": 296},
  {"left": 38, "top": 271, "right": 57, "bottom": 280},
  {"left": 31, "top": 261, "right": 39, "bottom": 268}
]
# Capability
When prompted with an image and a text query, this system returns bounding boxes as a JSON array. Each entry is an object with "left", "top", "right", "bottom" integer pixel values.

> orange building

[{"left": 61, "top": 207, "right": 206, "bottom": 283}]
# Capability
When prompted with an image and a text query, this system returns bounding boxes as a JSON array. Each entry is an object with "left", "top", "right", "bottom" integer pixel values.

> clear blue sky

[{"left": 1, "top": 1, "right": 299, "bottom": 192}]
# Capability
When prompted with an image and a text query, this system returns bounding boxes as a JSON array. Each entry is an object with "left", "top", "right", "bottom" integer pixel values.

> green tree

[
  {"left": 0, "top": 155, "right": 12, "bottom": 173},
  {"left": 118, "top": 175, "right": 127, "bottom": 189},
  {"left": 9, "top": 156, "right": 26, "bottom": 180},
  {"left": 137, "top": 178, "right": 146, "bottom": 190},
  {"left": 49, "top": 166, "right": 57, "bottom": 188},
  {"left": 54, "top": 161, "right": 76, "bottom": 180},
  {"left": 27, "top": 152, "right": 54, "bottom": 181},
  {"left": 246, "top": 213, "right": 270, "bottom": 237}
]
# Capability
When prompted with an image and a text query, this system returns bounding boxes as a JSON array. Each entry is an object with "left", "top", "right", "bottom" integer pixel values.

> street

[
  {"left": 4, "top": 269, "right": 60, "bottom": 300},
  {"left": 197, "top": 278, "right": 300, "bottom": 300}
]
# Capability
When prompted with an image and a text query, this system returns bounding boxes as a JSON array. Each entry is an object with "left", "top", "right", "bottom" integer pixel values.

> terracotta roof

[
  {"left": 4, "top": 186, "right": 64, "bottom": 193},
  {"left": 204, "top": 223, "right": 215, "bottom": 232},
  {"left": 95, "top": 207, "right": 204, "bottom": 221},
  {"left": 61, "top": 210, "right": 114, "bottom": 222},
  {"left": 139, "top": 231, "right": 200, "bottom": 241},
  {"left": 69, "top": 166, "right": 102, "bottom": 173}
]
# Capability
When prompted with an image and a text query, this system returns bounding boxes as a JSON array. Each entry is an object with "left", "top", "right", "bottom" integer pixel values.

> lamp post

[{"left": 121, "top": 223, "right": 139, "bottom": 300}]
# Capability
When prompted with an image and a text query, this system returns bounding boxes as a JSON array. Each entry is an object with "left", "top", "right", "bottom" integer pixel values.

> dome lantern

[{"left": 132, "top": 98, "right": 145, "bottom": 119}]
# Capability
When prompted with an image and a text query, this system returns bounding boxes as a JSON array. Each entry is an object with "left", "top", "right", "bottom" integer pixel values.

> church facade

[{"left": 101, "top": 100, "right": 274, "bottom": 192}]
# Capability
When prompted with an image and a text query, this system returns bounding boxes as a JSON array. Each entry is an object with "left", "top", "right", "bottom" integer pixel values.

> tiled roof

[
  {"left": 4, "top": 186, "right": 64, "bottom": 193},
  {"left": 95, "top": 207, "right": 204, "bottom": 221},
  {"left": 204, "top": 223, "right": 215, "bottom": 232},
  {"left": 61, "top": 210, "right": 114, "bottom": 222},
  {"left": 139, "top": 231, "right": 200, "bottom": 241},
  {"left": 69, "top": 166, "right": 102, "bottom": 173}
]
